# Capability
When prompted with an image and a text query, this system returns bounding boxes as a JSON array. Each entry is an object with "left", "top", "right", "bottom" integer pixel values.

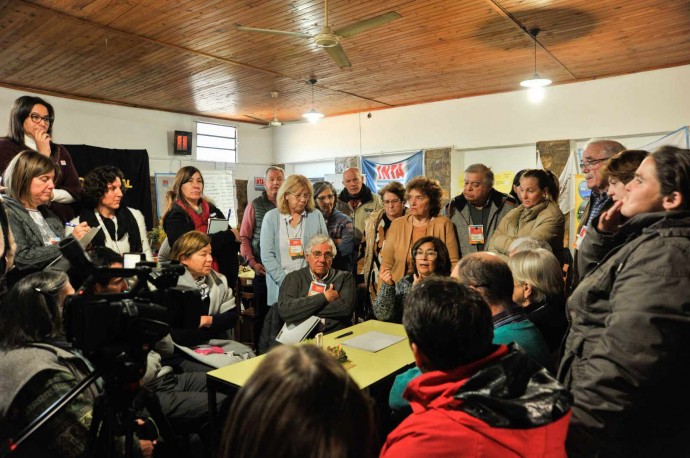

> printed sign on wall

[{"left": 361, "top": 151, "right": 424, "bottom": 191}]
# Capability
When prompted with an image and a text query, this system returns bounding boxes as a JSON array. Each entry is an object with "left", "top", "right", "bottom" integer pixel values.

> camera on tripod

[{"left": 60, "top": 237, "right": 184, "bottom": 384}]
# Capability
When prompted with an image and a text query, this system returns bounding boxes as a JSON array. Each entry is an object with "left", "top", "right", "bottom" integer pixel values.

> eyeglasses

[
  {"left": 289, "top": 192, "right": 310, "bottom": 200},
  {"left": 29, "top": 113, "right": 53, "bottom": 125},
  {"left": 310, "top": 251, "right": 334, "bottom": 260},
  {"left": 316, "top": 194, "right": 335, "bottom": 202},
  {"left": 414, "top": 249, "right": 438, "bottom": 259},
  {"left": 579, "top": 158, "right": 608, "bottom": 170},
  {"left": 383, "top": 198, "right": 401, "bottom": 206}
]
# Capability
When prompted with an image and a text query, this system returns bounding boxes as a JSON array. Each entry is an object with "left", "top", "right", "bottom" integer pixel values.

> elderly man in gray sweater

[{"left": 278, "top": 234, "right": 356, "bottom": 334}]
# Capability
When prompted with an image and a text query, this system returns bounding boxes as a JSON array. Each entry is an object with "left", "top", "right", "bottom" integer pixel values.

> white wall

[
  {"left": 0, "top": 86, "right": 274, "bottom": 182},
  {"left": 3, "top": 63, "right": 688, "bottom": 196},
  {"left": 275, "top": 65, "right": 690, "bottom": 196}
]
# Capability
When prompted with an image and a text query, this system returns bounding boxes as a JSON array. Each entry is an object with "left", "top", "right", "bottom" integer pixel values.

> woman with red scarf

[{"left": 162, "top": 166, "right": 240, "bottom": 286}]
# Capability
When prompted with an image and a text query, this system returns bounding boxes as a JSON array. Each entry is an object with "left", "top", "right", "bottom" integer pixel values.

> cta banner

[{"left": 361, "top": 151, "right": 424, "bottom": 192}]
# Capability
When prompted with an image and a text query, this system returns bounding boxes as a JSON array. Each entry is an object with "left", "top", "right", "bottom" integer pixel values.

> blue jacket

[{"left": 260, "top": 208, "right": 327, "bottom": 304}]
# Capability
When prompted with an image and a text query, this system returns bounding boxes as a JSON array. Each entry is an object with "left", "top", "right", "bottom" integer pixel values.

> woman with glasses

[
  {"left": 373, "top": 236, "right": 451, "bottom": 323},
  {"left": 162, "top": 166, "right": 240, "bottom": 286},
  {"left": 0, "top": 95, "right": 81, "bottom": 222},
  {"left": 260, "top": 174, "right": 327, "bottom": 309},
  {"left": 488, "top": 169, "right": 565, "bottom": 263},
  {"left": 362, "top": 181, "right": 406, "bottom": 305},
  {"left": 380, "top": 177, "right": 459, "bottom": 284},
  {"left": 312, "top": 181, "right": 356, "bottom": 273}
]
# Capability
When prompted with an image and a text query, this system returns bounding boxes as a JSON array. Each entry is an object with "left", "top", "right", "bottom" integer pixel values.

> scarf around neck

[
  {"left": 79, "top": 207, "right": 142, "bottom": 252},
  {"left": 179, "top": 199, "right": 211, "bottom": 233}
]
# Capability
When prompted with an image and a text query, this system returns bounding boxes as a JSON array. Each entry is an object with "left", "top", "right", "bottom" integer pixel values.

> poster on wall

[
  {"left": 492, "top": 172, "right": 514, "bottom": 195},
  {"left": 361, "top": 151, "right": 424, "bottom": 192},
  {"left": 154, "top": 173, "right": 176, "bottom": 221}
]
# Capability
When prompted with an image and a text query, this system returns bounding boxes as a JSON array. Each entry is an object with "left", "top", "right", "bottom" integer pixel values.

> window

[{"left": 195, "top": 121, "right": 237, "bottom": 163}]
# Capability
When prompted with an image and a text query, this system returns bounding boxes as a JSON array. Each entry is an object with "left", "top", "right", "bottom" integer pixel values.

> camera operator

[
  {"left": 88, "top": 247, "right": 227, "bottom": 446},
  {"left": 0, "top": 271, "right": 155, "bottom": 457}
]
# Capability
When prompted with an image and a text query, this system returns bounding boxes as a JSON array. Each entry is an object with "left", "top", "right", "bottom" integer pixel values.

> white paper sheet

[{"left": 342, "top": 331, "right": 405, "bottom": 353}]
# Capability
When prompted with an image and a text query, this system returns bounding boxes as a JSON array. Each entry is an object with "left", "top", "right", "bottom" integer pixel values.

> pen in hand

[
  {"left": 335, "top": 331, "right": 353, "bottom": 339},
  {"left": 64, "top": 222, "right": 78, "bottom": 227}
]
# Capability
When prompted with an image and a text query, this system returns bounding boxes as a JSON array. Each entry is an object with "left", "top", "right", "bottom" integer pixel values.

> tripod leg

[
  {"left": 133, "top": 387, "right": 184, "bottom": 456},
  {"left": 86, "top": 395, "right": 105, "bottom": 457}
]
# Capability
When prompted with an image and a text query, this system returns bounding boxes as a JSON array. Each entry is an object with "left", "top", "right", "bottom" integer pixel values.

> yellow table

[
  {"left": 206, "top": 320, "right": 415, "bottom": 435},
  {"left": 208, "top": 320, "right": 414, "bottom": 390}
]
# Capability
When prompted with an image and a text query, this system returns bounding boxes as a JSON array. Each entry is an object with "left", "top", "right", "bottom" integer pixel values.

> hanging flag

[
  {"left": 634, "top": 126, "right": 689, "bottom": 150},
  {"left": 557, "top": 150, "right": 577, "bottom": 215},
  {"left": 361, "top": 151, "right": 424, "bottom": 192}
]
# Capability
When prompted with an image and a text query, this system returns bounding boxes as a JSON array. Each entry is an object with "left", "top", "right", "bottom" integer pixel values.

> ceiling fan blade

[
  {"left": 324, "top": 44, "right": 351, "bottom": 68},
  {"left": 334, "top": 11, "right": 401, "bottom": 38},
  {"left": 260, "top": 125, "right": 271, "bottom": 129},
  {"left": 236, "top": 25, "right": 311, "bottom": 39},
  {"left": 244, "top": 114, "right": 271, "bottom": 123}
]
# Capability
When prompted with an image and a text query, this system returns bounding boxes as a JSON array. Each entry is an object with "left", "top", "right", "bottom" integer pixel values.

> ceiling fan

[
  {"left": 236, "top": 0, "right": 401, "bottom": 68},
  {"left": 244, "top": 91, "right": 296, "bottom": 128}
]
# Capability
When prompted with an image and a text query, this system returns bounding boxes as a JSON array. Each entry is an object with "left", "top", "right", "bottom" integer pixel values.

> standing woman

[
  {"left": 380, "top": 177, "right": 459, "bottom": 283},
  {"left": 162, "top": 166, "right": 240, "bottom": 286},
  {"left": 362, "top": 181, "right": 406, "bottom": 305},
  {"left": 0, "top": 95, "right": 81, "bottom": 222},
  {"left": 4, "top": 151, "right": 90, "bottom": 281},
  {"left": 260, "top": 174, "right": 327, "bottom": 308},
  {"left": 68, "top": 166, "right": 152, "bottom": 260},
  {"left": 558, "top": 147, "right": 690, "bottom": 457},
  {"left": 488, "top": 169, "right": 565, "bottom": 262}
]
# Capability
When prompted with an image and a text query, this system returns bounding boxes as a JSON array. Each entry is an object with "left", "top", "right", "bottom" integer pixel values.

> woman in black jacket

[
  {"left": 162, "top": 166, "right": 240, "bottom": 286},
  {"left": 558, "top": 146, "right": 690, "bottom": 457}
]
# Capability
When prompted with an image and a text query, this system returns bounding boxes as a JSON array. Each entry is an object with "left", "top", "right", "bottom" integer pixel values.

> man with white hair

[
  {"left": 576, "top": 139, "right": 626, "bottom": 242},
  {"left": 572, "top": 139, "right": 625, "bottom": 288},
  {"left": 277, "top": 234, "right": 356, "bottom": 334}
]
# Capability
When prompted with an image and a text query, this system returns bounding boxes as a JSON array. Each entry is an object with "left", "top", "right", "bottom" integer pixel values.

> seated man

[
  {"left": 381, "top": 277, "right": 571, "bottom": 458},
  {"left": 277, "top": 234, "right": 356, "bottom": 334}
]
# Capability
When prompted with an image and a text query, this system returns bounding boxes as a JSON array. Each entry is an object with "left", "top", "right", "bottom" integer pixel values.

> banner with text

[{"left": 362, "top": 151, "right": 424, "bottom": 192}]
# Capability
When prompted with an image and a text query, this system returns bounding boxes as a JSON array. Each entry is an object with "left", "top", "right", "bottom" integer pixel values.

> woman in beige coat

[
  {"left": 488, "top": 169, "right": 565, "bottom": 262},
  {"left": 380, "top": 177, "right": 459, "bottom": 283}
]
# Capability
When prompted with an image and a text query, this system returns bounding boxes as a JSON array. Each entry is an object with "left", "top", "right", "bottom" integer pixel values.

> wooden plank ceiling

[{"left": 0, "top": 0, "right": 688, "bottom": 125}]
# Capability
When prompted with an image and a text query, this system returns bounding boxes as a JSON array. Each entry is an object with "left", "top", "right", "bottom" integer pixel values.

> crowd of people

[{"left": 1, "top": 93, "right": 689, "bottom": 457}]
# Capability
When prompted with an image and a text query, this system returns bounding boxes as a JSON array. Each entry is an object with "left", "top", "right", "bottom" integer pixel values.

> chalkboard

[{"left": 154, "top": 170, "right": 238, "bottom": 227}]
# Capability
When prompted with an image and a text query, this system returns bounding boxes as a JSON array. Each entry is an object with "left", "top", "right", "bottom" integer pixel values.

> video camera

[{"left": 59, "top": 237, "right": 185, "bottom": 384}]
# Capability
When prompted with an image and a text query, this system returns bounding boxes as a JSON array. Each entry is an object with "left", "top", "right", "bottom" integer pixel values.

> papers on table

[
  {"left": 276, "top": 315, "right": 322, "bottom": 345},
  {"left": 342, "top": 331, "right": 406, "bottom": 353}
]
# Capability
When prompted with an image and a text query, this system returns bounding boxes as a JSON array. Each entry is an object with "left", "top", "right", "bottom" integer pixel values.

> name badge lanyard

[
  {"left": 285, "top": 216, "right": 306, "bottom": 264},
  {"left": 95, "top": 211, "right": 122, "bottom": 255}
]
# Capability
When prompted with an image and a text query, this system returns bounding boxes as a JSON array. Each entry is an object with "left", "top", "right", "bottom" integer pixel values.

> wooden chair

[{"left": 234, "top": 274, "right": 256, "bottom": 349}]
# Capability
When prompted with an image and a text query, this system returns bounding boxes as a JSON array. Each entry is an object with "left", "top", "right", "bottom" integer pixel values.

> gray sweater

[
  {"left": 278, "top": 267, "right": 356, "bottom": 333},
  {"left": 4, "top": 196, "right": 66, "bottom": 272}
]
